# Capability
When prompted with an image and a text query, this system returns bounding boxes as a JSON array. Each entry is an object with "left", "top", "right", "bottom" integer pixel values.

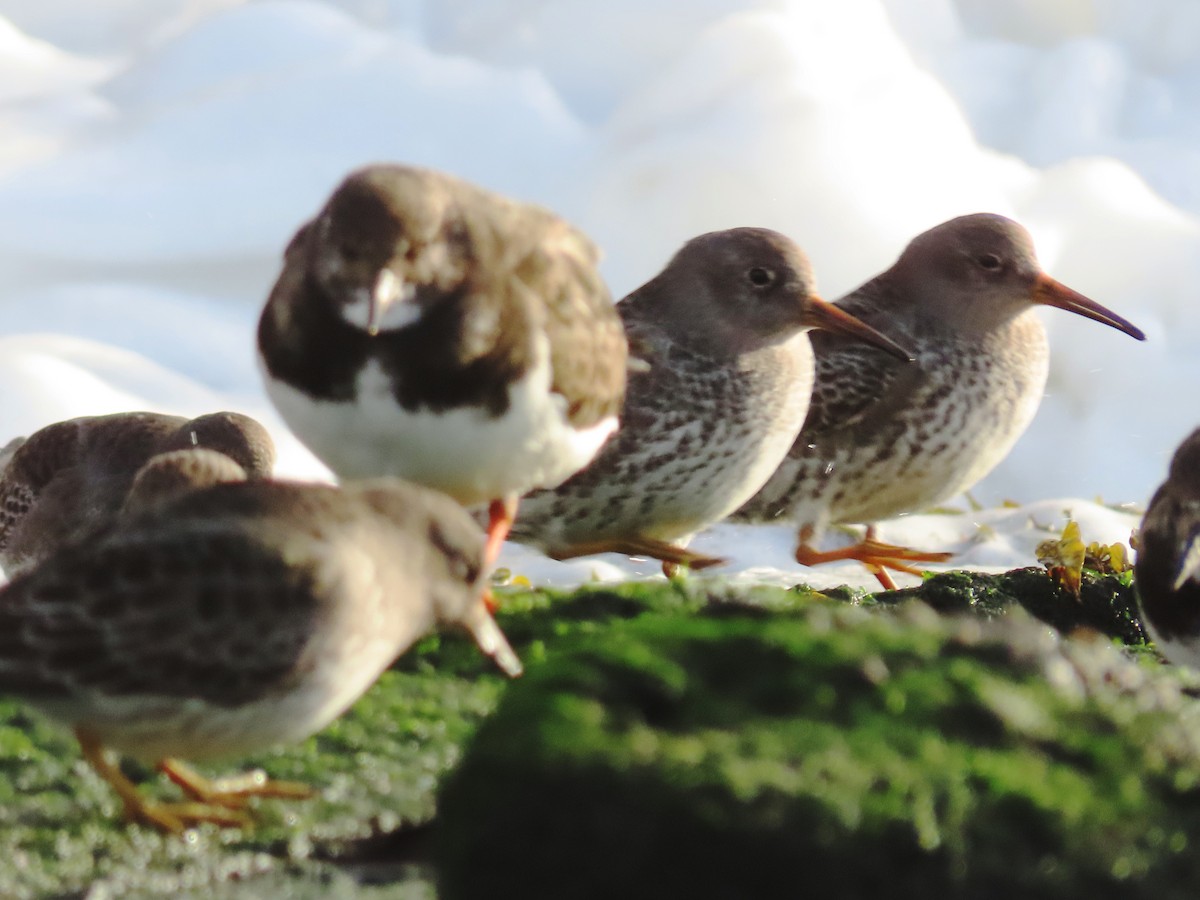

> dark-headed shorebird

[
  {"left": 735, "top": 213, "right": 1145, "bottom": 587},
  {"left": 509, "top": 227, "right": 911, "bottom": 572},
  {"left": 0, "top": 411, "right": 275, "bottom": 577},
  {"left": 0, "top": 477, "right": 521, "bottom": 833},
  {"left": 257, "top": 164, "right": 627, "bottom": 572},
  {"left": 1135, "top": 428, "right": 1200, "bottom": 667}
]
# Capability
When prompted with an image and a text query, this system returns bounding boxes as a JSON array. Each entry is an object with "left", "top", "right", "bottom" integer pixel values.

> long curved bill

[
  {"left": 1033, "top": 274, "right": 1145, "bottom": 341},
  {"left": 463, "top": 590, "right": 524, "bottom": 677},
  {"left": 804, "top": 297, "right": 914, "bottom": 362}
]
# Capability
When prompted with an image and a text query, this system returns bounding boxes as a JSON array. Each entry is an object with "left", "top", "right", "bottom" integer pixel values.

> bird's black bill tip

[
  {"left": 1033, "top": 274, "right": 1145, "bottom": 342},
  {"left": 804, "top": 297, "right": 915, "bottom": 362}
]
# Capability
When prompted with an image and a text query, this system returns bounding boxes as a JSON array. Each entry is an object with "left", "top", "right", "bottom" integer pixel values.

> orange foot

[
  {"left": 76, "top": 729, "right": 315, "bottom": 835},
  {"left": 77, "top": 729, "right": 253, "bottom": 833},
  {"left": 549, "top": 535, "right": 726, "bottom": 575},
  {"left": 794, "top": 525, "right": 953, "bottom": 591},
  {"left": 160, "top": 758, "right": 314, "bottom": 807}
]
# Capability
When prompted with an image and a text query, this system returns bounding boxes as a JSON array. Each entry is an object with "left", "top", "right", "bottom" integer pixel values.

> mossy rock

[
  {"left": 0, "top": 580, "right": 812, "bottom": 898},
  {"left": 0, "top": 576, "right": 1181, "bottom": 897},
  {"left": 435, "top": 601, "right": 1200, "bottom": 899},
  {"left": 877, "top": 567, "right": 1146, "bottom": 645}
]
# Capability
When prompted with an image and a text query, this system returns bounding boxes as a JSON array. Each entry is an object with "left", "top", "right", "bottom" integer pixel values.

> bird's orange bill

[
  {"left": 804, "top": 298, "right": 914, "bottom": 361},
  {"left": 547, "top": 536, "right": 727, "bottom": 571},
  {"left": 1032, "top": 274, "right": 1145, "bottom": 341},
  {"left": 465, "top": 592, "right": 524, "bottom": 677}
]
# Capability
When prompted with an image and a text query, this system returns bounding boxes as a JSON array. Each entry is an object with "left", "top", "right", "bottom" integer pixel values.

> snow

[
  {"left": 507, "top": 496, "right": 1143, "bottom": 593},
  {"left": 0, "top": 0, "right": 1189, "bottom": 588}
]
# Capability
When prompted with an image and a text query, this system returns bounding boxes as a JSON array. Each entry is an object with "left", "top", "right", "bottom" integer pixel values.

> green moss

[
  {"left": 397, "top": 579, "right": 816, "bottom": 677},
  {"left": 436, "top": 603, "right": 1200, "bottom": 900}
]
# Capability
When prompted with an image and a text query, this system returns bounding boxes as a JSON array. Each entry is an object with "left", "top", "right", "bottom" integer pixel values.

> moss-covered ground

[{"left": 0, "top": 568, "right": 1194, "bottom": 898}]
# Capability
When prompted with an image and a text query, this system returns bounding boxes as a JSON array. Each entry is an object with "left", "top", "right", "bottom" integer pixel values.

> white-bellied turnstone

[
  {"left": 0, "top": 477, "right": 521, "bottom": 833},
  {"left": 256, "top": 164, "right": 627, "bottom": 570},
  {"left": 510, "top": 227, "right": 911, "bottom": 572},
  {"left": 735, "top": 213, "right": 1145, "bottom": 587},
  {"left": 0, "top": 410, "right": 275, "bottom": 577},
  {"left": 1135, "top": 427, "right": 1200, "bottom": 667}
]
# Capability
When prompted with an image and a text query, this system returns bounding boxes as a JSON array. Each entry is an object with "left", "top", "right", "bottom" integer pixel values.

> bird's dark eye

[
  {"left": 976, "top": 253, "right": 1003, "bottom": 272},
  {"left": 341, "top": 244, "right": 363, "bottom": 264},
  {"left": 747, "top": 267, "right": 776, "bottom": 287}
]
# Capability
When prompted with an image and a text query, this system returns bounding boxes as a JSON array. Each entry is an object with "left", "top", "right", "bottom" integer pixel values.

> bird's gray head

[
  {"left": 647, "top": 227, "right": 911, "bottom": 360},
  {"left": 888, "top": 213, "right": 1144, "bottom": 340},
  {"left": 355, "top": 480, "right": 523, "bottom": 677},
  {"left": 308, "top": 165, "right": 474, "bottom": 335},
  {"left": 649, "top": 227, "right": 821, "bottom": 353}
]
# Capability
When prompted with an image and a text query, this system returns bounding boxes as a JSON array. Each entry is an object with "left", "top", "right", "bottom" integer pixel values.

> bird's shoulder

[
  {"left": 1143, "top": 486, "right": 1200, "bottom": 582},
  {"left": 799, "top": 278, "right": 922, "bottom": 436},
  {"left": 803, "top": 337, "right": 917, "bottom": 437},
  {"left": 1137, "top": 485, "right": 1200, "bottom": 640},
  {"left": 505, "top": 213, "right": 626, "bottom": 429}
]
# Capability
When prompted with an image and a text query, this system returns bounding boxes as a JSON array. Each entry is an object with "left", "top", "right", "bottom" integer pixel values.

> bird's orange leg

[
  {"left": 549, "top": 536, "right": 726, "bottom": 574},
  {"left": 794, "top": 524, "right": 953, "bottom": 590},
  {"left": 484, "top": 495, "right": 519, "bottom": 573},
  {"left": 75, "top": 728, "right": 251, "bottom": 833},
  {"left": 159, "top": 758, "right": 313, "bottom": 808}
]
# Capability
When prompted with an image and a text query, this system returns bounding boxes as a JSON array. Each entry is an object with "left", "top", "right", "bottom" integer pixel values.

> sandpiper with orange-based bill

[
  {"left": 510, "top": 227, "right": 911, "bottom": 573},
  {"left": 735, "top": 213, "right": 1146, "bottom": 588}
]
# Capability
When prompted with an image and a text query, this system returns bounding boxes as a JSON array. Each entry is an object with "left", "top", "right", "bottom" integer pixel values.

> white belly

[{"left": 261, "top": 354, "right": 617, "bottom": 505}]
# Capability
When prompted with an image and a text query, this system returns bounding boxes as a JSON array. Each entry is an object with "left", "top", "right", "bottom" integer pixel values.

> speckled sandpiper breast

[{"left": 510, "top": 226, "right": 910, "bottom": 573}]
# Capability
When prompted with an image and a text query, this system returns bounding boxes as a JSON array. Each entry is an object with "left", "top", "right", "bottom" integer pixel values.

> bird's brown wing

[
  {"left": 801, "top": 331, "right": 926, "bottom": 441},
  {"left": 518, "top": 217, "right": 628, "bottom": 430},
  {"left": 0, "top": 521, "right": 319, "bottom": 707},
  {"left": 0, "top": 414, "right": 189, "bottom": 558},
  {"left": 0, "top": 421, "right": 82, "bottom": 552}
]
